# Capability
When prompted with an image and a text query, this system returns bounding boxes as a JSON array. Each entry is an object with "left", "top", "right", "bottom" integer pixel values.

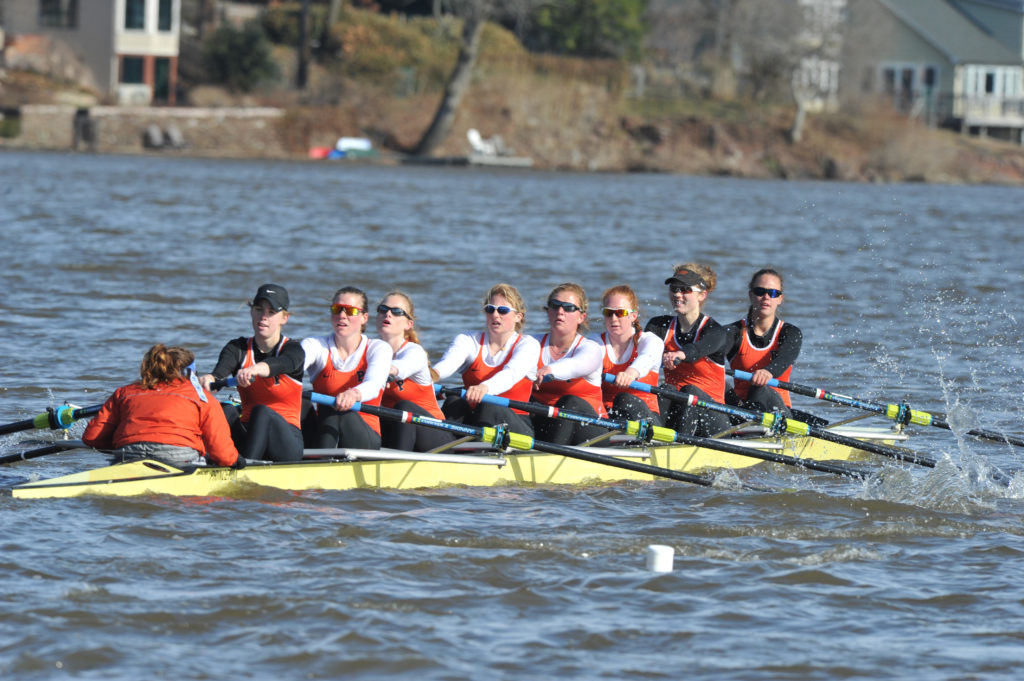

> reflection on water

[{"left": 1, "top": 151, "right": 1024, "bottom": 680}]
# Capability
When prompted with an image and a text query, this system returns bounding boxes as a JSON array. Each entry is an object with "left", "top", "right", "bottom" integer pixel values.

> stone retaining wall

[{"left": 0, "top": 105, "right": 292, "bottom": 157}]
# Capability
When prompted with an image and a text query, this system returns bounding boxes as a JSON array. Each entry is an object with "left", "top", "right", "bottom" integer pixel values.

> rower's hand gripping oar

[
  {"left": 309, "top": 392, "right": 723, "bottom": 488},
  {"left": 437, "top": 386, "right": 873, "bottom": 480},
  {"left": 607, "top": 374, "right": 943, "bottom": 469},
  {"left": 729, "top": 368, "right": 1024, "bottom": 448},
  {"left": 0, "top": 403, "right": 102, "bottom": 438}
]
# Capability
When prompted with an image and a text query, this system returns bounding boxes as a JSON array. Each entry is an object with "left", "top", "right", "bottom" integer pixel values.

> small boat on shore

[{"left": 10, "top": 425, "right": 906, "bottom": 499}]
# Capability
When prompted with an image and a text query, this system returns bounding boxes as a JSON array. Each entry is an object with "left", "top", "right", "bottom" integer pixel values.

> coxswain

[{"left": 84, "top": 344, "right": 241, "bottom": 467}]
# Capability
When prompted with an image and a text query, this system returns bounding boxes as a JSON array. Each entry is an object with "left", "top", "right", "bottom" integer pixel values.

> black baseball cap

[
  {"left": 664, "top": 269, "right": 706, "bottom": 290},
  {"left": 250, "top": 283, "right": 289, "bottom": 311}
]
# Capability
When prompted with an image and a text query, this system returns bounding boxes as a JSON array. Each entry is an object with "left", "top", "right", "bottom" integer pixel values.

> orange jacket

[{"left": 82, "top": 379, "right": 239, "bottom": 467}]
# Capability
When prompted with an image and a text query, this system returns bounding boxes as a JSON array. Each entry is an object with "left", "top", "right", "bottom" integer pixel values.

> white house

[{"left": 2, "top": 0, "right": 181, "bottom": 105}]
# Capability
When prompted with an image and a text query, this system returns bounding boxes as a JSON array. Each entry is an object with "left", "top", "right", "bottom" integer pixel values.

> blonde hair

[
  {"left": 379, "top": 290, "right": 420, "bottom": 344},
  {"left": 602, "top": 284, "right": 642, "bottom": 339},
  {"left": 484, "top": 283, "right": 526, "bottom": 332},
  {"left": 138, "top": 344, "right": 194, "bottom": 390},
  {"left": 547, "top": 282, "right": 590, "bottom": 330},
  {"left": 673, "top": 262, "right": 717, "bottom": 294}
]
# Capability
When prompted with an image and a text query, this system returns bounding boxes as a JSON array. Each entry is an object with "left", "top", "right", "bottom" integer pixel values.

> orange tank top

[
  {"left": 730, "top": 319, "right": 793, "bottom": 407},
  {"left": 533, "top": 334, "right": 607, "bottom": 417},
  {"left": 311, "top": 342, "right": 383, "bottom": 435},
  {"left": 663, "top": 317, "right": 726, "bottom": 403},
  {"left": 461, "top": 333, "right": 533, "bottom": 414},
  {"left": 238, "top": 337, "right": 303, "bottom": 429},
  {"left": 381, "top": 341, "right": 444, "bottom": 419},
  {"left": 601, "top": 332, "right": 660, "bottom": 413}
]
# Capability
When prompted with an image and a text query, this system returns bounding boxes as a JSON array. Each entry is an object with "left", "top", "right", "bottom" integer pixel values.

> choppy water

[{"left": 1, "top": 150, "right": 1023, "bottom": 679}]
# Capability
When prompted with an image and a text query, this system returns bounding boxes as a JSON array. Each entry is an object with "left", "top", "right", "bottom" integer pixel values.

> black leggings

[
  {"left": 381, "top": 400, "right": 458, "bottom": 452},
  {"left": 314, "top": 407, "right": 382, "bottom": 450},
  {"left": 725, "top": 386, "right": 792, "bottom": 418},
  {"left": 531, "top": 395, "right": 607, "bottom": 446},
  {"left": 223, "top": 403, "right": 304, "bottom": 462},
  {"left": 661, "top": 385, "right": 731, "bottom": 437},
  {"left": 608, "top": 392, "right": 664, "bottom": 427},
  {"left": 442, "top": 396, "right": 534, "bottom": 437}
]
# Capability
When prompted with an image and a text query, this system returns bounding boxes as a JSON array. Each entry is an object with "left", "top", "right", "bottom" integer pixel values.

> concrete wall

[{"left": 0, "top": 105, "right": 293, "bottom": 157}]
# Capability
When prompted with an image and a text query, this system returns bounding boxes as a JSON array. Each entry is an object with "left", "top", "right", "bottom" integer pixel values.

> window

[
  {"left": 154, "top": 58, "right": 170, "bottom": 101},
  {"left": 882, "top": 68, "right": 896, "bottom": 95},
  {"left": 158, "top": 0, "right": 173, "bottom": 31},
  {"left": 985, "top": 72, "right": 995, "bottom": 94},
  {"left": 121, "top": 56, "right": 145, "bottom": 84},
  {"left": 125, "top": 0, "right": 145, "bottom": 30},
  {"left": 39, "top": 0, "right": 78, "bottom": 28},
  {"left": 924, "top": 67, "right": 936, "bottom": 89}
]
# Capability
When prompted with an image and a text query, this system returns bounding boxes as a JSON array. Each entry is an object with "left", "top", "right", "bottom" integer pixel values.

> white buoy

[{"left": 646, "top": 544, "right": 675, "bottom": 572}]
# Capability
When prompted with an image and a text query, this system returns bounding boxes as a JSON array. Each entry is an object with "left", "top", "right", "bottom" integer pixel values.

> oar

[
  {"left": 436, "top": 386, "right": 872, "bottom": 480},
  {"left": 729, "top": 368, "right": 1024, "bottom": 448},
  {"left": 0, "top": 404, "right": 102, "bottom": 437},
  {"left": 608, "top": 374, "right": 942, "bottom": 469},
  {"left": 0, "top": 440, "right": 90, "bottom": 465},
  {"left": 309, "top": 392, "right": 721, "bottom": 487}
]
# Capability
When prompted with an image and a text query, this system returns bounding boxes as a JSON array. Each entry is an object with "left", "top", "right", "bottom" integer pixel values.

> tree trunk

[
  {"left": 197, "top": 0, "right": 214, "bottom": 39},
  {"left": 789, "top": 86, "right": 808, "bottom": 144},
  {"left": 322, "top": 0, "right": 344, "bottom": 46},
  {"left": 412, "top": 13, "right": 484, "bottom": 156},
  {"left": 297, "top": 0, "right": 311, "bottom": 89}
]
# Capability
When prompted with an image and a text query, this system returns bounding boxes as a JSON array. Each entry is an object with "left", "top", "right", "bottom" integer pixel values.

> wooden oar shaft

[
  {"left": 728, "top": 369, "right": 1024, "bottom": 448},
  {"left": 309, "top": 392, "right": 717, "bottom": 487},
  {"left": 446, "top": 385, "right": 870, "bottom": 480}
]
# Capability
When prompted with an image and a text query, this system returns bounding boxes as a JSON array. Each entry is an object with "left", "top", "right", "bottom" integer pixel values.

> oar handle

[{"left": 210, "top": 376, "right": 237, "bottom": 390}]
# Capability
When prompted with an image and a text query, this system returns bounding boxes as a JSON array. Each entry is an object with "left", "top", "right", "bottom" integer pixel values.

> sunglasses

[
  {"left": 546, "top": 299, "right": 583, "bottom": 313},
  {"left": 483, "top": 304, "right": 516, "bottom": 315},
  {"left": 750, "top": 287, "right": 783, "bottom": 298},
  {"left": 330, "top": 303, "right": 365, "bottom": 316},
  {"left": 376, "top": 304, "right": 411, "bottom": 318},
  {"left": 669, "top": 285, "right": 703, "bottom": 295},
  {"left": 602, "top": 307, "right": 635, "bottom": 318}
]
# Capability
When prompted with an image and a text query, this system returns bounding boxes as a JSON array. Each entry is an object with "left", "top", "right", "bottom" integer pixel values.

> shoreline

[{"left": 4, "top": 102, "right": 1023, "bottom": 185}]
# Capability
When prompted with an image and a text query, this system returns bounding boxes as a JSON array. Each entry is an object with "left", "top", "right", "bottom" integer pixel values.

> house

[
  {"left": 1, "top": 0, "right": 181, "bottom": 105},
  {"left": 844, "top": 0, "right": 1024, "bottom": 142}
]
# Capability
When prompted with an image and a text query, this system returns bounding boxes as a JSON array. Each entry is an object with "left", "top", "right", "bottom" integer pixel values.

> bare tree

[{"left": 411, "top": 0, "right": 535, "bottom": 156}]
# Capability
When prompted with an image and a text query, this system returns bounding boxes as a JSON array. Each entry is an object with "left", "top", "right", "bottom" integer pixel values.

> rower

[
  {"left": 200, "top": 284, "right": 305, "bottom": 462},
  {"left": 724, "top": 268, "right": 802, "bottom": 417},
  {"left": 598, "top": 284, "right": 665, "bottom": 425},
  {"left": 374, "top": 290, "right": 455, "bottom": 452},
  {"left": 431, "top": 283, "right": 540, "bottom": 436},
  {"left": 302, "top": 286, "right": 392, "bottom": 451},
  {"left": 531, "top": 282, "right": 607, "bottom": 445},
  {"left": 645, "top": 263, "right": 732, "bottom": 437}
]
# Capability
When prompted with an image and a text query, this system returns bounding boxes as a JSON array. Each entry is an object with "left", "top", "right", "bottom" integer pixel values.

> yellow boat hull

[{"left": 10, "top": 427, "right": 903, "bottom": 499}]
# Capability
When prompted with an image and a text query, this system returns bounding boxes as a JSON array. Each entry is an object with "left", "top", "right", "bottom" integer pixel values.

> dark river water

[{"left": 1, "top": 150, "right": 1023, "bottom": 679}]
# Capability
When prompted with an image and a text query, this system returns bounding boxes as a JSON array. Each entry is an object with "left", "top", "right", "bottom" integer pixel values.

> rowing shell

[{"left": 10, "top": 426, "right": 906, "bottom": 499}]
